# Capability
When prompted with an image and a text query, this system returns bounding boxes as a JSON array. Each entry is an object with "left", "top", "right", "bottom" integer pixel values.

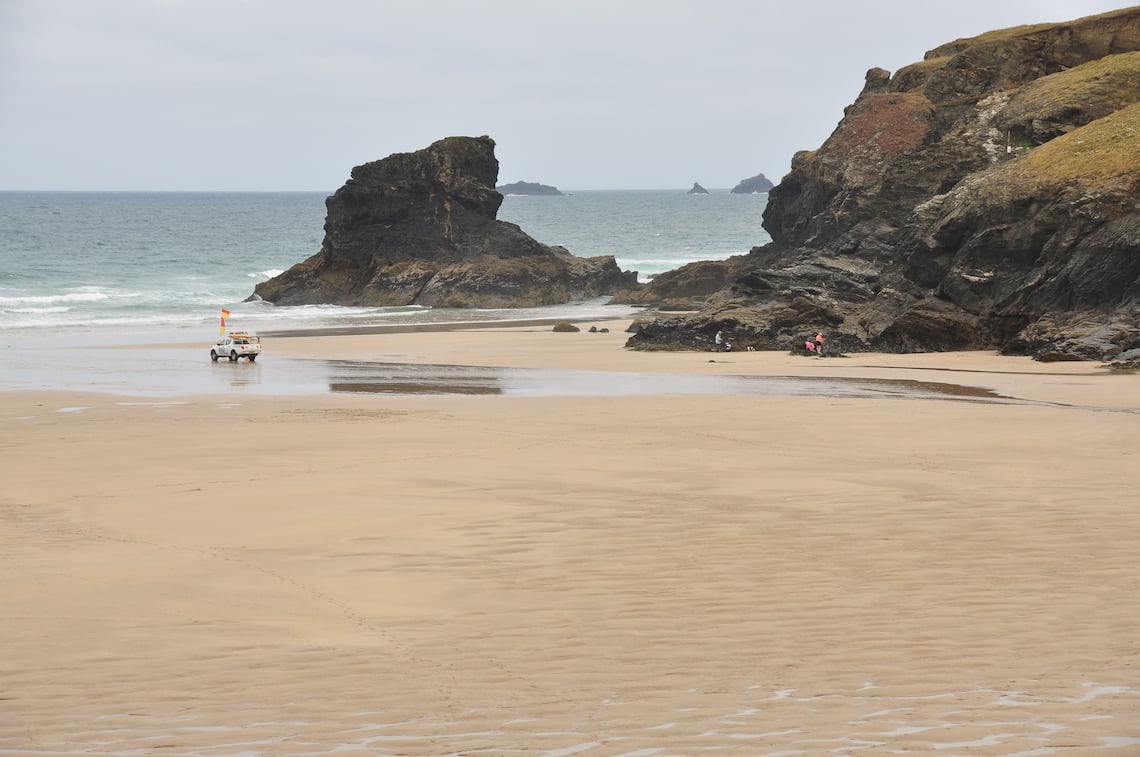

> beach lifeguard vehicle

[{"left": 211, "top": 332, "right": 262, "bottom": 362}]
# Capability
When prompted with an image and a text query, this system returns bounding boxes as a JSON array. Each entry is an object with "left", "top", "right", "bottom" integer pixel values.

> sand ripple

[{"left": 2, "top": 673, "right": 1138, "bottom": 755}]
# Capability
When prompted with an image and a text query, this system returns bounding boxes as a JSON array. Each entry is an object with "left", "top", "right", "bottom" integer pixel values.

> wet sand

[{"left": 2, "top": 320, "right": 1139, "bottom": 755}]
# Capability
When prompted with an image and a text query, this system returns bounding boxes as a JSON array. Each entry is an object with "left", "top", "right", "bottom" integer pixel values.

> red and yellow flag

[{"left": 219, "top": 308, "right": 231, "bottom": 335}]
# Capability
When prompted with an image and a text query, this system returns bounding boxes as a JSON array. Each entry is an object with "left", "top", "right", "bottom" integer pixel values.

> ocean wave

[
  {"left": 0, "top": 299, "right": 642, "bottom": 344},
  {"left": 0, "top": 288, "right": 117, "bottom": 305},
  {"left": 3, "top": 305, "right": 73, "bottom": 314}
]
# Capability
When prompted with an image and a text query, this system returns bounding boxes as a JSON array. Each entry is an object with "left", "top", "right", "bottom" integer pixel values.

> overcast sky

[{"left": 0, "top": 1, "right": 1129, "bottom": 191}]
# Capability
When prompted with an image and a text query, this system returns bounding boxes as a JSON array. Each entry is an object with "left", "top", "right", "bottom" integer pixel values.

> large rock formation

[
  {"left": 620, "top": 8, "right": 1140, "bottom": 361},
  {"left": 251, "top": 136, "right": 635, "bottom": 308}
]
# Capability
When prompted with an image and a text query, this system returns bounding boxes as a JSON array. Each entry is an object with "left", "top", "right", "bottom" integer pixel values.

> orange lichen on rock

[{"left": 822, "top": 91, "right": 933, "bottom": 159}]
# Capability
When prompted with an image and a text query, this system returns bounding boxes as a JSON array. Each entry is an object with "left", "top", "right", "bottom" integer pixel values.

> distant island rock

[
  {"left": 730, "top": 173, "right": 774, "bottom": 194},
  {"left": 687, "top": 182, "right": 709, "bottom": 194},
  {"left": 250, "top": 136, "right": 636, "bottom": 309},
  {"left": 617, "top": 7, "right": 1140, "bottom": 361},
  {"left": 496, "top": 181, "right": 564, "bottom": 195}
]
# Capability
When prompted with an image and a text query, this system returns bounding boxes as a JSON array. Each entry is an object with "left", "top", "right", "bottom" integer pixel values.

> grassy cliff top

[
  {"left": 891, "top": 7, "right": 1140, "bottom": 99},
  {"left": 1001, "top": 102, "right": 1140, "bottom": 191},
  {"left": 926, "top": 6, "right": 1138, "bottom": 58},
  {"left": 1002, "top": 51, "right": 1140, "bottom": 126}
]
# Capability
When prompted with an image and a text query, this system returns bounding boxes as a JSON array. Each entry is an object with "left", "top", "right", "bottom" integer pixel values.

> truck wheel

[
  {"left": 230, "top": 350, "right": 238, "bottom": 362},
  {"left": 248, "top": 354, "right": 257, "bottom": 362},
  {"left": 210, "top": 350, "right": 219, "bottom": 362}
]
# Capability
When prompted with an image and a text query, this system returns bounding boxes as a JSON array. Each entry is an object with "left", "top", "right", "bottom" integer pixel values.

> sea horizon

[{"left": 0, "top": 186, "right": 765, "bottom": 196}]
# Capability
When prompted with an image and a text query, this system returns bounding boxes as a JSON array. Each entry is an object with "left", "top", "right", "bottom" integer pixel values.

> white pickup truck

[{"left": 211, "top": 332, "right": 262, "bottom": 362}]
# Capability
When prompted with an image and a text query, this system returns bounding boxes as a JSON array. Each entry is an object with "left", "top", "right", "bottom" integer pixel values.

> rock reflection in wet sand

[{"left": 322, "top": 360, "right": 1010, "bottom": 402}]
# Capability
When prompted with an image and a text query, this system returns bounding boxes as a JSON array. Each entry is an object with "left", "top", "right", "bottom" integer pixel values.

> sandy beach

[{"left": 2, "top": 320, "right": 1139, "bottom": 756}]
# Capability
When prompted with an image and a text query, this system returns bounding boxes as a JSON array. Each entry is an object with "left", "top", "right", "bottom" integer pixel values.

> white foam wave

[
  {"left": 0, "top": 289, "right": 115, "bottom": 305},
  {"left": 4, "top": 306, "right": 73, "bottom": 314},
  {"left": 247, "top": 269, "right": 284, "bottom": 279}
]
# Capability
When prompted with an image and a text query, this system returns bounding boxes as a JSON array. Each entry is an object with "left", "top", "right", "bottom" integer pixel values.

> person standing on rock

[
  {"left": 715, "top": 331, "right": 724, "bottom": 351},
  {"left": 815, "top": 332, "right": 825, "bottom": 356}
]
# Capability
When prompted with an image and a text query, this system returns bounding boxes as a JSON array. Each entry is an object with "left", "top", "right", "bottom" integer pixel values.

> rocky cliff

[
  {"left": 252, "top": 136, "right": 635, "bottom": 308},
  {"left": 620, "top": 7, "right": 1140, "bottom": 361}
]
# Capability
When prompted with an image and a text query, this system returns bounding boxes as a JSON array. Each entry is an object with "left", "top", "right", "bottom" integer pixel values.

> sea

[
  {"left": 0, "top": 189, "right": 769, "bottom": 395},
  {"left": 0, "top": 189, "right": 770, "bottom": 344}
]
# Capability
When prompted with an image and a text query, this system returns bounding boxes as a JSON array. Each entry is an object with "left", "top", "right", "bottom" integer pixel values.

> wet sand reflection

[{"left": 322, "top": 360, "right": 1013, "bottom": 402}]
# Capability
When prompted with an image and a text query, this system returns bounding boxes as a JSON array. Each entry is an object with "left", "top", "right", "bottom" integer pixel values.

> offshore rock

[
  {"left": 625, "top": 7, "right": 1140, "bottom": 360},
  {"left": 687, "top": 182, "right": 710, "bottom": 194},
  {"left": 497, "top": 181, "right": 564, "bottom": 195},
  {"left": 251, "top": 136, "right": 635, "bottom": 308},
  {"left": 730, "top": 173, "right": 775, "bottom": 194}
]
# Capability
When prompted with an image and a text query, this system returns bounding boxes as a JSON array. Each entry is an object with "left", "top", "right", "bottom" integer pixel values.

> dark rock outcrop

[
  {"left": 251, "top": 137, "right": 635, "bottom": 308},
  {"left": 624, "top": 8, "right": 1140, "bottom": 360},
  {"left": 731, "top": 173, "right": 775, "bottom": 194},
  {"left": 687, "top": 182, "right": 710, "bottom": 194},
  {"left": 497, "top": 181, "right": 564, "bottom": 196}
]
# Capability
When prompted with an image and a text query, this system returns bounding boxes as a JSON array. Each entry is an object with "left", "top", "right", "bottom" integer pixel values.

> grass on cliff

[
  {"left": 1001, "top": 51, "right": 1140, "bottom": 127},
  {"left": 956, "top": 22, "right": 1057, "bottom": 47},
  {"left": 932, "top": 5, "right": 1134, "bottom": 53},
  {"left": 901, "top": 56, "right": 950, "bottom": 74},
  {"left": 1001, "top": 102, "right": 1140, "bottom": 191},
  {"left": 911, "top": 7, "right": 1138, "bottom": 84}
]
